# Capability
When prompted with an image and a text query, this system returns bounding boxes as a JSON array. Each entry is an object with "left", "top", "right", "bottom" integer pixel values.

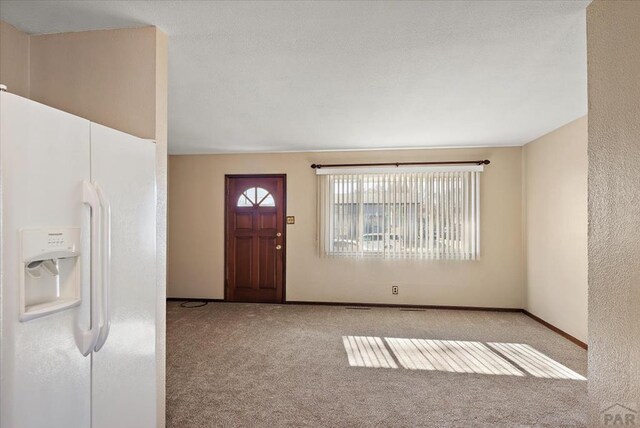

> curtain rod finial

[
  {"left": 311, "top": 164, "right": 321, "bottom": 169},
  {"left": 482, "top": 160, "right": 490, "bottom": 165}
]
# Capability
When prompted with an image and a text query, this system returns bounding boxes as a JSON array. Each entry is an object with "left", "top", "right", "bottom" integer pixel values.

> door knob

[{"left": 276, "top": 245, "right": 282, "bottom": 250}]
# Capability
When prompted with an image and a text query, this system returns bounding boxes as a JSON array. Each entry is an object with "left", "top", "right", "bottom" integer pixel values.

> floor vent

[
  {"left": 400, "top": 308, "right": 426, "bottom": 312},
  {"left": 346, "top": 307, "right": 372, "bottom": 310}
]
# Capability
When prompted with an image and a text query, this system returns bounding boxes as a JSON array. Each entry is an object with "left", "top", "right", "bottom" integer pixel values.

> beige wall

[
  {"left": 29, "top": 27, "right": 158, "bottom": 140},
  {"left": 0, "top": 21, "right": 29, "bottom": 98},
  {"left": 587, "top": 0, "right": 640, "bottom": 424},
  {"left": 168, "top": 147, "right": 524, "bottom": 308},
  {"left": 523, "top": 116, "right": 588, "bottom": 343},
  {"left": 0, "top": 22, "right": 169, "bottom": 426}
]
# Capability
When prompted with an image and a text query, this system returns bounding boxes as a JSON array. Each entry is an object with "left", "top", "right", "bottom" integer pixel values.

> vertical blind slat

[
  {"left": 471, "top": 172, "right": 476, "bottom": 260},
  {"left": 475, "top": 171, "right": 480, "bottom": 260},
  {"left": 418, "top": 173, "right": 422, "bottom": 257},
  {"left": 358, "top": 175, "right": 364, "bottom": 257},
  {"left": 453, "top": 172, "right": 458, "bottom": 259},
  {"left": 436, "top": 174, "right": 441, "bottom": 258},
  {"left": 336, "top": 175, "right": 340, "bottom": 256},
  {"left": 429, "top": 173, "right": 434, "bottom": 256},
  {"left": 455, "top": 172, "right": 460, "bottom": 259},
  {"left": 446, "top": 172, "right": 450, "bottom": 259},
  {"left": 463, "top": 172, "right": 469, "bottom": 260}
]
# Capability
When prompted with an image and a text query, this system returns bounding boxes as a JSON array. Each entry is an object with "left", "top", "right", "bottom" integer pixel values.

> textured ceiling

[{"left": 0, "top": 1, "right": 589, "bottom": 154}]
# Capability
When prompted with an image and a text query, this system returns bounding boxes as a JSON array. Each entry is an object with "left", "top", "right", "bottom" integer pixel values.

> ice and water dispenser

[{"left": 19, "top": 228, "right": 81, "bottom": 321}]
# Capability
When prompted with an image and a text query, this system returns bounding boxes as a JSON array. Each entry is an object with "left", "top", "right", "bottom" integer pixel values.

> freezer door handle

[
  {"left": 78, "top": 181, "right": 102, "bottom": 356},
  {"left": 94, "top": 182, "right": 112, "bottom": 352}
]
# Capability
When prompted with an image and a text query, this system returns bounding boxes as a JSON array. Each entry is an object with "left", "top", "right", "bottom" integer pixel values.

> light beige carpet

[{"left": 167, "top": 302, "right": 587, "bottom": 427}]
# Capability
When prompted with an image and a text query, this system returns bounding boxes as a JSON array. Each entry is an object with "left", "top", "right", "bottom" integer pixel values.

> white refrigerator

[{"left": 0, "top": 92, "right": 157, "bottom": 428}]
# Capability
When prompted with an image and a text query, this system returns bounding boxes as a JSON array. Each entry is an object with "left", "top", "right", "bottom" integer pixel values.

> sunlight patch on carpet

[
  {"left": 487, "top": 342, "right": 586, "bottom": 380},
  {"left": 342, "top": 336, "right": 398, "bottom": 368},
  {"left": 342, "top": 336, "right": 585, "bottom": 380},
  {"left": 385, "top": 338, "right": 523, "bottom": 376}
]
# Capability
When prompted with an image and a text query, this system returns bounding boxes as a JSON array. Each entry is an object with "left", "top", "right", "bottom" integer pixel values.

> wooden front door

[{"left": 225, "top": 175, "right": 286, "bottom": 303}]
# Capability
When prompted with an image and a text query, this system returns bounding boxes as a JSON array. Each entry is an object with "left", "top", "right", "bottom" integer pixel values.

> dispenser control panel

[
  {"left": 47, "top": 233, "right": 66, "bottom": 247},
  {"left": 22, "top": 228, "right": 79, "bottom": 256}
]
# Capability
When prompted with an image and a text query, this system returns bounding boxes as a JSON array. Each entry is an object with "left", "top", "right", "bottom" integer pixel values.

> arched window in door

[{"left": 237, "top": 187, "right": 276, "bottom": 207}]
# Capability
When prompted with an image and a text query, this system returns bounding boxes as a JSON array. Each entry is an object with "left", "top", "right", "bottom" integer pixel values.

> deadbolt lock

[{"left": 276, "top": 245, "right": 282, "bottom": 250}]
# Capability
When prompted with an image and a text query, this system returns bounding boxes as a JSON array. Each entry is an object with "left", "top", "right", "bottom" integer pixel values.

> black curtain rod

[{"left": 310, "top": 159, "right": 490, "bottom": 169}]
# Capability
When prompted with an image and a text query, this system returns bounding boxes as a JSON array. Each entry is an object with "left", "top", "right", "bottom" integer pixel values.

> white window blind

[{"left": 317, "top": 166, "right": 482, "bottom": 260}]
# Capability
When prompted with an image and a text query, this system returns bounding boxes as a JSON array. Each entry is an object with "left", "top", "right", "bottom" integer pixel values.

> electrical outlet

[{"left": 392, "top": 286, "right": 399, "bottom": 295}]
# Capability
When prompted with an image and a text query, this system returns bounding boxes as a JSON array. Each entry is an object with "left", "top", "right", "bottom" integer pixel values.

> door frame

[{"left": 224, "top": 174, "right": 287, "bottom": 303}]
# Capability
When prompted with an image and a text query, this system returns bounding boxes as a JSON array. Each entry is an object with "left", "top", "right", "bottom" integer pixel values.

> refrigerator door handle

[
  {"left": 94, "top": 182, "right": 112, "bottom": 352},
  {"left": 78, "top": 180, "right": 102, "bottom": 356}
]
